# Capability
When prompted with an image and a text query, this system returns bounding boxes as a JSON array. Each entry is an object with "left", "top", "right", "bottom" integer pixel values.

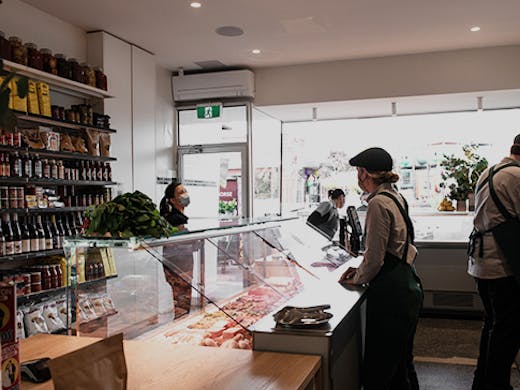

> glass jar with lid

[
  {"left": 41, "top": 48, "right": 58, "bottom": 75},
  {"left": 0, "top": 31, "right": 12, "bottom": 61},
  {"left": 56, "top": 53, "right": 71, "bottom": 79},
  {"left": 94, "top": 67, "right": 108, "bottom": 91},
  {"left": 79, "top": 62, "right": 90, "bottom": 84},
  {"left": 25, "top": 43, "right": 43, "bottom": 70},
  {"left": 9, "top": 36, "right": 26, "bottom": 65},
  {"left": 69, "top": 58, "right": 83, "bottom": 83},
  {"left": 84, "top": 64, "right": 96, "bottom": 87}
]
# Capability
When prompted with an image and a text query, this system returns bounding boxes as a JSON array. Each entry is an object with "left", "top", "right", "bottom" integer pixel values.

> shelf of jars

[
  {"left": 0, "top": 207, "right": 87, "bottom": 214},
  {"left": 2, "top": 59, "right": 114, "bottom": 99},
  {"left": 14, "top": 111, "right": 117, "bottom": 134},
  {"left": 0, "top": 177, "right": 116, "bottom": 186},
  {"left": 0, "top": 145, "right": 116, "bottom": 162},
  {"left": 0, "top": 249, "right": 64, "bottom": 262}
]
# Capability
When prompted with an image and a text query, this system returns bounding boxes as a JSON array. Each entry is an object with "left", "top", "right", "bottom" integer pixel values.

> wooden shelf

[
  {"left": 0, "top": 249, "right": 64, "bottom": 263},
  {"left": 0, "top": 207, "right": 87, "bottom": 214},
  {"left": 0, "top": 177, "right": 116, "bottom": 186},
  {"left": 2, "top": 59, "right": 114, "bottom": 99},
  {"left": 15, "top": 111, "right": 116, "bottom": 134},
  {"left": 0, "top": 145, "right": 116, "bottom": 162}
]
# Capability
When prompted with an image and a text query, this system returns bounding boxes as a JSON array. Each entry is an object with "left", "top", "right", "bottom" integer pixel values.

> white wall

[
  {"left": 0, "top": 0, "right": 86, "bottom": 61},
  {"left": 254, "top": 45, "right": 520, "bottom": 106}
]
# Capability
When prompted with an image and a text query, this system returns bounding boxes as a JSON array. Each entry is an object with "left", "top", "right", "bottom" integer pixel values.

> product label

[
  {"left": 38, "top": 238, "right": 46, "bottom": 251},
  {"left": 12, "top": 242, "right": 21, "bottom": 255},
  {"left": 46, "top": 239, "right": 53, "bottom": 249},
  {"left": 21, "top": 240, "right": 30, "bottom": 254},
  {"left": 5, "top": 242, "right": 13, "bottom": 256},
  {"left": 30, "top": 238, "right": 39, "bottom": 252}
]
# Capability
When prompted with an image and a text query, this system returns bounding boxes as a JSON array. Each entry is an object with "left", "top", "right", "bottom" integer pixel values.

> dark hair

[
  {"left": 159, "top": 181, "right": 182, "bottom": 215},
  {"left": 328, "top": 188, "right": 345, "bottom": 199},
  {"left": 367, "top": 170, "right": 400, "bottom": 185},
  {"left": 512, "top": 133, "right": 520, "bottom": 155}
]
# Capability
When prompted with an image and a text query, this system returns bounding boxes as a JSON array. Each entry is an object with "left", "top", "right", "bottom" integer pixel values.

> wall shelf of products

[
  {"left": 0, "top": 178, "right": 116, "bottom": 186},
  {"left": 15, "top": 111, "right": 117, "bottom": 134},
  {"left": 2, "top": 59, "right": 114, "bottom": 99},
  {"left": 0, "top": 145, "right": 117, "bottom": 162},
  {"left": 0, "top": 249, "right": 64, "bottom": 263},
  {"left": 0, "top": 207, "right": 87, "bottom": 214}
]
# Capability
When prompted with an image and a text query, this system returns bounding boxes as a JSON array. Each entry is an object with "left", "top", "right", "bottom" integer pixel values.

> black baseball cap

[{"left": 349, "top": 147, "right": 393, "bottom": 172}]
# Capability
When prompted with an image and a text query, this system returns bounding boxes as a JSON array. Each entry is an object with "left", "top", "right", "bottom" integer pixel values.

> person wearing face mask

[
  {"left": 339, "top": 147, "right": 423, "bottom": 390},
  {"left": 160, "top": 181, "right": 194, "bottom": 318},
  {"left": 306, "top": 188, "right": 346, "bottom": 239}
]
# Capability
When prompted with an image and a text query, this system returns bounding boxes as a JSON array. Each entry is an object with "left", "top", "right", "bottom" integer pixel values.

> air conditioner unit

[{"left": 172, "top": 70, "right": 255, "bottom": 102}]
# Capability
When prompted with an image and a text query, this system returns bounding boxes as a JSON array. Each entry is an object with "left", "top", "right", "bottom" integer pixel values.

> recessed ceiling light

[
  {"left": 470, "top": 26, "right": 481, "bottom": 32},
  {"left": 190, "top": 2, "right": 202, "bottom": 8},
  {"left": 252, "top": 49, "right": 261, "bottom": 54}
]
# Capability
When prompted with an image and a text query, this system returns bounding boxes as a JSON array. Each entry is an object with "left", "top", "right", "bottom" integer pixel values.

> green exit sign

[{"left": 197, "top": 105, "right": 221, "bottom": 119}]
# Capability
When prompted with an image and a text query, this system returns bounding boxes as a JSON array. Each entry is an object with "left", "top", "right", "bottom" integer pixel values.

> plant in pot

[
  {"left": 439, "top": 144, "right": 488, "bottom": 212},
  {"left": 0, "top": 58, "right": 28, "bottom": 130}
]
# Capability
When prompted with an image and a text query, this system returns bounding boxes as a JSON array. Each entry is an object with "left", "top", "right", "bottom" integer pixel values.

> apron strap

[
  {"left": 488, "top": 164, "right": 519, "bottom": 221},
  {"left": 476, "top": 162, "right": 519, "bottom": 195},
  {"left": 377, "top": 191, "right": 414, "bottom": 263}
]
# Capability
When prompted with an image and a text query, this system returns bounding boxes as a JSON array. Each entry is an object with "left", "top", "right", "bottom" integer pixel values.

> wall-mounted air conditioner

[{"left": 172, "top": 69, "right": 255, "bottom": 102}]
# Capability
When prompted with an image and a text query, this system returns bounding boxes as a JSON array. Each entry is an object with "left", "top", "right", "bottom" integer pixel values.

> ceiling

[{"left": 21, "top": 0, "right": 520, "bottom": 71}]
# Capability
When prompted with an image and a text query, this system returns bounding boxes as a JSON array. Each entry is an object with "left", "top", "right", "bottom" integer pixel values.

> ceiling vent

[{"left": 194, "top": 60, "right": 227, "bottom": 70}]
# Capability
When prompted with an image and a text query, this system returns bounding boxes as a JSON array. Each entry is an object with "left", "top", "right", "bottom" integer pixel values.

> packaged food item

[
  {"left": 71, "top": 136, "right": 88, "bottom": 154},
  {"left": 36, "top": 82, "right": 52, "bottom": 117},
  {"left": 102, "top": 295, "right": 117, "bottom": 315},
  {"left": 59, "top": 134, "right": 75, "bottom": 152},
  {"left": 21, "top": 128, "right": 44, "bottom": 149},
  {"left": 25, "top": 43, "right": 43, "bottom": 70},
  {"left": 84, "top": 64, "right": 96, "bottom": 87},
  {"left": 48, "top": 333, "right": 127, "bottom": 390},
  {"left": 56, "top": 297, "right": 71, "bottom": 326},
  {"left": 43, "top": 302, "right": 66, "bottom": 332},
  {"left": 41, "top": 130, "right": 60, "bottom": 151},
  {"left": 69, "top": 58, "right": 82, "bottom": 83},
  {"left": 23, "top": 306, "right": 49, "bottom": 336},
  {"left": 8, "top": 36, "right": 26, "bottom": 65},
  {"left": 78, "top": 296, "right": 97, "bottom": 323},
  {"left": 55, "top": 54, "right": 70, "bottom": 79},
  {"left": 99, "top": 133, "right": 111, "bottom": 157},
  {"left": 0, "top": 284, "right": 20, "bottom": 389},
  {"left": 85, "top": 129, "right": 100, "bottom": 156},
  {"left": 94, "top": 67, "right": 108, "bottom": 91},
  {"left": 26, "top": 79, "right": 40, "bottom": 115},
  {"left": 90, "top": 295, "right": 108, "bottom": 318},
  {"left": 16, "top": 310, "right": 25, "bottom": 340},
  {"left": 10, "top": 78, "right": 27, "bottom": 112}
]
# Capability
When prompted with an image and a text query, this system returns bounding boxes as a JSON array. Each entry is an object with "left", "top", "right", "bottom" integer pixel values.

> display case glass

[{"left": 63, "top": 217, "right": 357, "bottom": 349}]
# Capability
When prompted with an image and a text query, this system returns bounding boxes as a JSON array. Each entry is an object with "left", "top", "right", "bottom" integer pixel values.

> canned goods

[
  {"left": 30, "top": 282, "right": 42, "bottom": 292},
  {"left": 8, "top": 187, "right": 16, "bottom": 199}
]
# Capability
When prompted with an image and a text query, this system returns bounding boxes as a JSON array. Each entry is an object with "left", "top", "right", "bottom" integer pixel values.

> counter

[{"left": 20, "top": 334, "right": 322, "bottom": 389}]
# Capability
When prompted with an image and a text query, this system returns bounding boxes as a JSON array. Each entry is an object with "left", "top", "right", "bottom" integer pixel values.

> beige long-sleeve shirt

[
  {"left": 352, "top": 183, "right": 417, "bottom": 285},
  {"left": 468, "top": 157, "right": 520, "bottom": 279}
]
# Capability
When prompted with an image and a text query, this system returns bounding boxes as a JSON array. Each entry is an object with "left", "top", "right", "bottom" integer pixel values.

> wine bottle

[
  {"left": 42, "top": 159, "right": 50, "bottom": 179},
  {"left": 10, "top": 213, "right": 22, "bottom": 255},
  {"left": 20, "top": 215, "right": 31, "bottom": 253},
  {"left": 11, "top": 152, "right": 22, "bottom": 178},
  {"left": 42, "top": 215, "right": 54, "bottom": 250},
  {"left": 23, "top": 153, "right": 33, "bottom": 178},
  {"left": 50, "top": 215, "right": 63, "bottom": 249},
  {"left": 2, "top": 214, "right": 14, "bottom": 256},
  {"left": 35, "top": 215, "right": 46, "bottom": 251},
  {"left": 0, "top": 221, "right": 6, "bottom": 257},
  {"left": 28, "top": 215, "right": 39, "bottom": 252},
  {"left": 33, "top": 154, "right": 43, "bottom": 178}
]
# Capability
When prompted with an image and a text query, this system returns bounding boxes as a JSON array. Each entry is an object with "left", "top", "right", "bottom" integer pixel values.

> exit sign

[{"left": 197, "top": 104, "right": 221, "bottom": 119}]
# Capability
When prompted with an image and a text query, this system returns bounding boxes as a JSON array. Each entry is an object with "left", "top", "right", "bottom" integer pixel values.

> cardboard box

[
  {"left": 36, "top": 82, "right": 51, "bottom": 117},
  {"left": 26, "top": 80, "right": 40, "bottom": 115},
  {"left": 10, "top": 78, "right": 26, "bottom": 113},
  {"left": 0, "top": 283, "right": 20, "bottom": 390}
]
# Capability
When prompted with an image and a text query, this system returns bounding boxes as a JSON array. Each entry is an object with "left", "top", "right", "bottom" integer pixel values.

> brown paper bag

[
  {"left": 48, "top": 333, "right": 127, "bottom": 390},
  {"left": 99, "top": 133, "right": 111, "bottom": 157}
]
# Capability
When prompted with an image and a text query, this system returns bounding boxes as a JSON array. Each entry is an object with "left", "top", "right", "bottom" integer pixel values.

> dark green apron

[{"left": 363, "top": 192, "right": 424, "bottom": 390}]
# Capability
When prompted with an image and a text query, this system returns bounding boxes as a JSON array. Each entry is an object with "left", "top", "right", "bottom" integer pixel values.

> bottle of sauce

[
  {"left": 42, "top": 266, "right": 52, "bottom": 290},
  {"left": 49, "top": 265, "right": 58, "bottom": 288},
  {"left": 10, "top": 213, "right": 22, "bottom": 255},
  {"left": 41, "top": 48, "right": 58, "bottom": 75}
]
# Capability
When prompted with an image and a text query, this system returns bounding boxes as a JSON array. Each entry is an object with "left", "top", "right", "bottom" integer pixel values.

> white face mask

[{"left": 179, "top": 193, "right": 190, "bottom": 207}]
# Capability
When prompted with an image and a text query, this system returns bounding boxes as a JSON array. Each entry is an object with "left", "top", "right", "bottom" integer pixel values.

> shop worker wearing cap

[
  {"left": 339, "top": 147, "right": 424, "bottom": 390},
  {"left": 468, "top": 134, "right": 520, "bottom": 390}
]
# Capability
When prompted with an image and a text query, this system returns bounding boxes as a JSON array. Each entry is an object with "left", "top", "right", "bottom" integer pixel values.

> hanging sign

[{"left": 196, "top": 104, "right": 221, "bottom": 119}]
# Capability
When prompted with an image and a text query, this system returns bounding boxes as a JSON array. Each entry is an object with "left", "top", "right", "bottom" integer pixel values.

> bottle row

[
  {"left": 0, "top": 212, "right": 84, "bottom": 257},
  {"left": 0, "top": 185, "right": 112, "bottom": 209},
  {"left": 0, "top": 153, "right": 112, "bottom": 181},
  {"left": 2, "top": 263, "right": 65, "bottom": 296}
]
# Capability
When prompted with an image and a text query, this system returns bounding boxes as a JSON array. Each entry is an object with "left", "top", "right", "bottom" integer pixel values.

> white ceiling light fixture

[
  {"left": 252, "top": 49, "right": 261, "bottom": 54},
  {"left": 470, "top": 26, "right": 481, "bottom": 32},
  {"left": 190, "top": 2, "right": 202, "bottom": 8},
  {"left": 477, "top": 96, "right": 483, "bottom": 112},
  {"left": 391, "top": 102, "right": 397, "bottom": 117}
]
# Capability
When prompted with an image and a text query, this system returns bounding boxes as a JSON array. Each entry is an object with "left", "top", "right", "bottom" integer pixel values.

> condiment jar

[
  {"left": 41, "top": 48, "right": 58, "bottom": 75},
  {"left": 0, "top": 31, "right": 12, "bottom": 61},
  {"left": 25, "top": 43, "right": 43, "bottom": 70},
  {"left": 9, "top": 36, "right": 26, "bottom": 65},
  {"left": 69, "top": 58, "right": 82, "bottom": 83},
  {"left": 79, "top": 62, "right": 89, "bottom": 84},
  {"left": 94, "top": 67, "right": 108, "bottom": 91},
  {"left": 83, "top": 64, "right": 96, "bottom": 87},
  {"left": 55, "top": 53, "right": 70, "bottom": 79}
]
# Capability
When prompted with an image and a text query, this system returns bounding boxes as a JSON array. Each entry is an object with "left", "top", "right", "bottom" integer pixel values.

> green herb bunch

[{"left": 85, "top": 191, "right": 177, "bottom": 238}]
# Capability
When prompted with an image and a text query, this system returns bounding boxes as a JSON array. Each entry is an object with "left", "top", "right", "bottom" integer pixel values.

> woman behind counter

[
  {"left": 159, "top": 181, "right": 194, "bottom": 318},
  {"left": 340, "top": 147, "right": 424, "bottom": 390},
  {"left": 306, "top": 188, "right": 345, "bottom": 239}
]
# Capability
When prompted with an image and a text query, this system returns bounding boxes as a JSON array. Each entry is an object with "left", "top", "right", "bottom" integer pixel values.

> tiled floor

[{"left": 413, "top": 317, "right": 520, "bottom": 390}]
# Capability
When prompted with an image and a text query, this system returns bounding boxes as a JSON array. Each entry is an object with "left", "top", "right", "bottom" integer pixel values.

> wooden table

[{"left": 21, "top": 334, "right": 321, "bottom": 390}]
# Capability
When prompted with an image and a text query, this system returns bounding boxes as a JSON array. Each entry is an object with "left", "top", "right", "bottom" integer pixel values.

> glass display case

[{"left": 63, "top": 217, "right": 366, "bottom": 390}]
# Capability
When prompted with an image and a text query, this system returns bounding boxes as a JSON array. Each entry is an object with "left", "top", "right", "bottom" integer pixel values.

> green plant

[
  {"left": 440, "top": 144, "right": 488, "bottom": 201},
  {"left": 218, "top": 200, "right": 237, "bottom": 215},
  {"left": 0, "top": 59, "right": 28, "bottom": 130}
]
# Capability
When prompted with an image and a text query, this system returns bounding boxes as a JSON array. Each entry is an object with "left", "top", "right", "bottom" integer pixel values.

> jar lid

[
  {"left": 8, "top": 36, "right": 21, "bottom": 43},
  {"left": 80, "top": 62, "right": 89, "bottom": 67},
  {"left": 40, "top": 48, "right": 52, "bottom": 55},
  {"left": 24, "top": 42, "right": 38, "bottom": 49},
  {"left": 68, "top": 58, "right": 78, "bottom": 63},
  {"left": 55, "top": 53, "right": 65, "bottom": 59}
]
